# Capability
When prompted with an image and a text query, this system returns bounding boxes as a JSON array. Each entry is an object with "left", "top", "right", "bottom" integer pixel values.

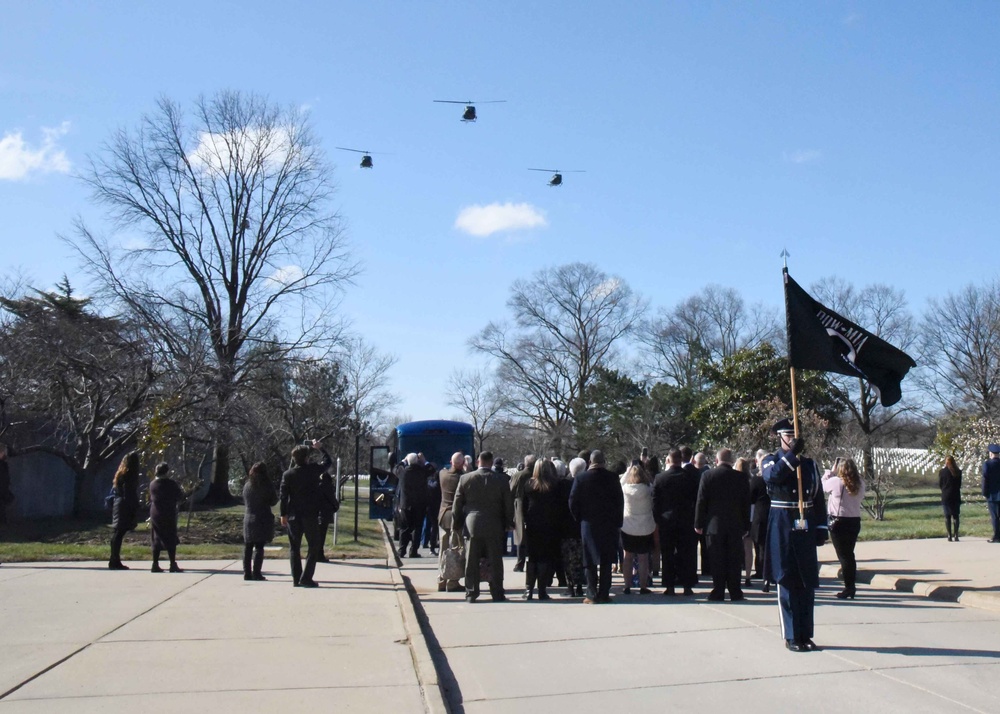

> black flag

[{"left": 784, "top": 269, "right": 916, "bottom": 407}]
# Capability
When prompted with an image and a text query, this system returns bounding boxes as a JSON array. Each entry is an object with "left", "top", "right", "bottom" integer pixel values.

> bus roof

[{"left": 395, "top": 420, "right": 474, "bottom": 436}]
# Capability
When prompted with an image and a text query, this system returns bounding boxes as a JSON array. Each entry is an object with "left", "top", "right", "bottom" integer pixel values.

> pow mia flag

[{"left": 784, "top": 269, "right": 916, "bottom": 407}]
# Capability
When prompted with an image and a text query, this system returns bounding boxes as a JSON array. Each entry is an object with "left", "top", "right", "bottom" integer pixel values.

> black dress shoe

[
  {"left": 108, "top": 562, "right": 129, "bottom": 570},
  {"left": 730, "top": 592, "right": 745, "bottom": 602},
  {"left": 683, "top": 587, "right": 695, "bottom": 596},
  {"left": 836, "top": 590, "right": 856, "bottom": 600},
  {"left": 706, "top": 592, "right": 725, "bottom": 602},
  {"left": 663, "top": 588, "right": 676, "bottom": 596},
  {"left": 802, "top": 639, "right": 821, "bottom": 651},
  {"left": 465, "top": 593, "right": 479, "bottom": 602},
  {"left": 492, "top": 594, "right": 507, "bottom": 602},
  {"left": 252, "top": 573, "right": 267, "bottom": 581},
  {"left": 523, "top": 589, "right": 534, "bottom": 601},
  {"left": 785, "top": 640, "right": 807, "bottom": 653},
  {"left": 299, "top": 579, "right": 319, "bottom": 588},
  {"left": 762, "top": 581, "right": 771, "bottom": 594},
  {"left": 512, "top": 564, "right": 524, "bottom": 572}
]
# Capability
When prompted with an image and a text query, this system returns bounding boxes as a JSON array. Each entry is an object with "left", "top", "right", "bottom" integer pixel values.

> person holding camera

[
  {"left": 280, "top": 440, "right": 332, "bottom": 588},
  {"left": 823, "top": 457, "right": 865, "bottom": 599},
  {"left": 762, "top": 419, "right": 828, "bottom": 653}
]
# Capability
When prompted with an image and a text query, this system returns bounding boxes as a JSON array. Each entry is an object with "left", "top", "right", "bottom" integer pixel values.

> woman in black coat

[
  {"left": 109, "top": 452, "right": 141, "bottom": 570},
  {"left": 521, "top": 459, "right": 564, "bottom": 600},
  {"left": 243, "top": 462, "right": 278, "bottom": 580},
  {"left": 149, "top": 462, "right": 185, "bottom": 572},
  {"left": 939, "top": 455, "right": 962, "bottom": 542}
]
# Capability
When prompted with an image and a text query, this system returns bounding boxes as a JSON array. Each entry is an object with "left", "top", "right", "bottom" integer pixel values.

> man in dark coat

[
  {"left": 0, "top": 444, "right": 14, "bottom": 529},
  {"left": 453, "top": 451, "right": 515, "bottom": 602},
  {"left": 280, "top": 440, "right": 332, "bottom": 588},
  {"left": 569, "top": 450, "right": 624, "bottom": 604},
  {"left": 397, "top": 453, "right": 430, "bottom": 558},
  {"left": 509, "top": 455, "right": 536, "bottom": 572},
  {"left": 694, "top": 448, "right": 751, "bottom": 602},
  {"left": 762, "top": 418, "right": 828, "bottom": 653},
  {"left": 437, "top": 452, "right": 466, "bottom": 592},
  {"left": 653, "top": 449, "right": 700, "bottom": 595},
  {"left": 749, "top": 448, "right": 772, "bottom": 588},
  {"left": 421, "top": 455, "right": 441, "bottom": 555},
  {"left": 983, "top": 444, "right": 1000, "bottom": 542}
]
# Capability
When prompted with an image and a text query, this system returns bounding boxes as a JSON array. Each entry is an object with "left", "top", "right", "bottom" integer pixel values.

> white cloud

[
  {"left": 0, "top": 121, "right": 71, "bottom": 180},
  {"left": 783, "top": 149, "right": 822, "bottom": 165},
  {"left": 454, "top": 202, "right": 547, "bottom": 237},
  {"left": 268, "top": 264, "right": 305, "bottom": 287},
  {"left": 189, "top": 126, "right": 296, "bottom": 175}
]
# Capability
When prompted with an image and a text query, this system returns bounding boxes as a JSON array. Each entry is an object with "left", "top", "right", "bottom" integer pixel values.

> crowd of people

[{"left": 84, "top": 428, "right": 1000, "bottom": 653}]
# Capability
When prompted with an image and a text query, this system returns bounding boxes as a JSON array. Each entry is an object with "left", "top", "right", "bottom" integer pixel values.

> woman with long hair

[
  {"left": 108, "top": 452, "right": 141, "bottom": 570},
  {"left": 522, "top": 459, "right": 563, "bottom": 600},
  {"left": 822, "top": 457, "right": 866, "bottom": 599},
  {"left": 243, "top": 461, "right": 279, "bottom": 580},
  {"left": 149, "top": 462, "right": 185, "bottom": 573},
  {"left": 939, "top": 455, "right": 962, "bottom": 542},
  {"left": 733, "top": 457, "right": 755, "bottom": 588},
  {"left": 620, "top": 463, "right": 655, "bottom": 595}
]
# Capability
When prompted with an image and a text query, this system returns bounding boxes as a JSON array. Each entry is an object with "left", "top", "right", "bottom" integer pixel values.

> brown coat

[{"left": 438, "top": 467, "right": 463, "bottom": 530}]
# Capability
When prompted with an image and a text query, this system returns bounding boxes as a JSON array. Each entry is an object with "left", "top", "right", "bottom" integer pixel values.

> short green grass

[
  {"left": 0, "top": 495, "right": 386, "bottom": 563},
  {"left": 860, "top": 486, "right": 991, "bottom": 541}
]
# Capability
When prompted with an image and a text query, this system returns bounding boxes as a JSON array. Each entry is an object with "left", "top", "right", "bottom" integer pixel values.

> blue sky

[{"left": 3, "top": 1, "right": 999, "bottom": 423}]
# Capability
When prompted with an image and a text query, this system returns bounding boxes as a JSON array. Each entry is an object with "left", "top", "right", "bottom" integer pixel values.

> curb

[
  {"left": 818, "top": 563, "right": 1000, "bottom": 613},
  {"left": 379, "top": 522, "right": 451, "bottom": 714}
]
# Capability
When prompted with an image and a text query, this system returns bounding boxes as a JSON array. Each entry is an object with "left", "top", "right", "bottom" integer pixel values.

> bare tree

[
  {"left": 639, "top": 284, "right": 779, "bottom": 388},
  {"left": 920, "top": 280, "right": 1000, "bottom": 417},
  {"left": 72, "top": 91, "right": 359, "bottom": 501},
  {"left": 338, "top": 336, "right": 399, "bottom": 431},
  {"left": 446, "top": 367, "right": 509, "bottom": 451},
  {"left": 471, "top": 262, "right": 646, "bottom": 455}
]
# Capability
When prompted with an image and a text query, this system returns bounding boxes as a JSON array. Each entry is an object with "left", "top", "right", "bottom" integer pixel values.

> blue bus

[
  {"left": 368, "top": 420, "right": 475, "bottom": 521},
  {"left": 394, "top": 420, "right": 475, "bottom": 470}
]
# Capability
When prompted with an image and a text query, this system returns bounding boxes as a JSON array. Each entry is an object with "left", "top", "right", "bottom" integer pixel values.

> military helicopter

[
  {"left": 433, "top": 99, "right": 506, "bottom": 122},
  {"left": 528, "top": 168, "right": 586, "bottom": 186},
  {"left": 335, "top": 147, "right": 376, "bottom": 168}
]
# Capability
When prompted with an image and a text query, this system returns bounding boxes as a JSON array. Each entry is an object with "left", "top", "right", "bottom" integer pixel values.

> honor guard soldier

[
  {"left": 762, "top": 418, "right": 828, "bottom": 652},
  {"left": 983, "top": 444, "right": 1000, "bottom": 542}
]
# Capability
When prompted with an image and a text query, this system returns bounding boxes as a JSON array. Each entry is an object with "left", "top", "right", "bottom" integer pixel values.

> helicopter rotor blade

[
  {"left": 433, "top": 100, "right": 472, "bottom": 104},
  {"left": 335, "top": 147, "right": 367, "bottom": 154},
  {"left": 528, "top": 168, "right": 559, "bottom": 172}
]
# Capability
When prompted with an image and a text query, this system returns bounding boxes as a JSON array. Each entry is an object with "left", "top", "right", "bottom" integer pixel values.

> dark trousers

[
  {"left": 287, "top": 516, "right": 321, "bottom": 585},
  {"left": 399, "top": 506, "right": 425, "bottom": 556},
  {"left": 989, "top": 501, "right": 1000, "bottom": 540},
  {"left": 243, "top": 541, "right": 265, "bottom": 576},
  {"left": 152, "top": 544, "right": 177, "bottom": 566},
  {"left": 421, "top": 505, "right": 440, "bottom": 549},
  {"left": 659, "top": 523, "right": 697, "bottom": 588},
  {"left": 705, "top": 531, "right": 744, "bottom": 597},
  {"left": 777, "top": 582, "right": 815, "bottom": 643},
  {"left": 581, "top": 523, "right": 617, "bottom": 600},
  {"left": 752, "top": 538, "right": 766, "bottom": 579},
  {"left": 829, "top": 517, "right": 861, "bottom": 591},
  {"left": 109, "top": 528, "right": 127, "bottom": 565},
  {"left": 465, "top": 534, "right": 505, "bottom": 599}
]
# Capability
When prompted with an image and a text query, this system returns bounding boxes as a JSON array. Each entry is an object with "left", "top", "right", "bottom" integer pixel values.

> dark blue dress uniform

[
  {"left": 982, "top": 445, "right": 1000, "bottom": 542},
  {"left": 762, "top": 447, "right": 827, "bottom": 650}
]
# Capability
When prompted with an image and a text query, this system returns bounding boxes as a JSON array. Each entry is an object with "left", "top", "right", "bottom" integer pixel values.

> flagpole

[
  {"left": 782, "top": 251, "right": 807, "bottom": 526},
  {"left": 789, "top": 366, "right": 807, "bottom": 524}
]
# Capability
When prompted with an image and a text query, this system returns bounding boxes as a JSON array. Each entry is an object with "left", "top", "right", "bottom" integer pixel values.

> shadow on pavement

[{"left": 822, "top": 645, "right": 1000, "bottom": 659}]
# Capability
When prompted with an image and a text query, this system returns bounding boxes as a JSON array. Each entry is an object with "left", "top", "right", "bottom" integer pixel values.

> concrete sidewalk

[
  {"left": 819, "top": 536, "right": 1000, "bottom": 611},
  {"left": 0, "top": 550, "right": 434, "bottom": 713},
  {"left": 395, "top": 535, "right": 1000, "bottom": 713}
]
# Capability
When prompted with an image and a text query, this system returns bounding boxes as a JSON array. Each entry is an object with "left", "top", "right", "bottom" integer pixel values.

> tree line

[
  {"left": 449, "top": 263, "right": 999, "bottom": 518},
  {"left": 0, "top": 92, "right": 397, "bottom": 513}
]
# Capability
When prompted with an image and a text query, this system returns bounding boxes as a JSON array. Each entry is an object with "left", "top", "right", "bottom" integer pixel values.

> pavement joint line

[
  {"left": 380, "top": 521, "right": 450, "bottom": 714},
  {"left": 5, "top": 683, "right": 419, "bottom": 702},
  {"left": 0, "top": 565, "right": 223, "bottom": 701},
  {"left": 441, "top": 624, "right": 763, "bottom": 650}
]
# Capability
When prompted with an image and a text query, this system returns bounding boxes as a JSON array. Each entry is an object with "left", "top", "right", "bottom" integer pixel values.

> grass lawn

[
  {"left": 0, "top": 493, "right": 386, "bottom": 563},
  {"left": 860, "top": 486, "right": 991, "bottom": 541}
]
